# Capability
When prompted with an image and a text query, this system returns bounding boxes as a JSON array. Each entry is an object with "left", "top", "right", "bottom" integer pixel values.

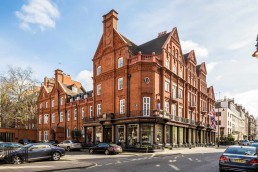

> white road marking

[
  {"left": 151, "top": 154, "right": 155, "bottom": 157},
  {"left": 188, "top": 158, "right": 193, "bottom": 161},
  {"left": 105, "top": 163, "right": 113, "bottom": 165},
  {"left": 169, "top": 164, "right": 180, "bottom": 171},
  {"left": 156, "top": 164, "right": 160, "bottom": 167},
  {"left": 169, "top": 159, "right": 177, "bottom": 162},
  {"left": 123, "top": 161, "right": 129, "bottom": 163}
]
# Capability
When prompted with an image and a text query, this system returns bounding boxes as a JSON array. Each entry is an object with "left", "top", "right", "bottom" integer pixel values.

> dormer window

[
  {"left": 72, "top": 86, "right": 78, "bottom": 93},
  {"left": 97, "top": 66, "right": 101, "bottom": 75},
  {"left": 118, "top": 57, "right": 123, "bottom": 68}
]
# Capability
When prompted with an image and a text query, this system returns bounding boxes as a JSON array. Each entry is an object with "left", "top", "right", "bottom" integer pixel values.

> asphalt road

[{"left": 59, "top": 152, "right": 222, "bottom": 172}]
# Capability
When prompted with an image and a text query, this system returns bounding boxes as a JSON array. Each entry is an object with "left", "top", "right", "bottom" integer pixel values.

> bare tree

[{"left": 0, "top": 66, "right": 39, "bottom": 128}]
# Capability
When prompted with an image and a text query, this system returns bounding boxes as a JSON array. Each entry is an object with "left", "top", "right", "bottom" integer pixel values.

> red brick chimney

[{"left": 55, "top": 69, "right": 63, "bottom": 82}]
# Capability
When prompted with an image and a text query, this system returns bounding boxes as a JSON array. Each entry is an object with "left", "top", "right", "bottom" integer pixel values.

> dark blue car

[
  {"left": 4, "top": 143, "right": 65, "bottom": 164},
  {"left": 219, "top": 146, "right": 258, "bottom": 172}
]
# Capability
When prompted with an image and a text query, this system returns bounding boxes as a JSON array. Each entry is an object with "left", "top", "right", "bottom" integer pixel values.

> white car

[{"left": 57, "top": 140, "right": 82, "bottom": 151}]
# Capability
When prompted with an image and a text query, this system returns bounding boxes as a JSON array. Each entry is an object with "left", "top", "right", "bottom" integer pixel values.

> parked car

[
  {"left": 251, "top": 143, "right": 258, "bottom": 148},
  {"left": 57, "top": 140, "right": 82, "bottom": 151},
  {"left": 41, "top": 140, "right": 59, "bottom": 146},
  {"left": 253, "top": 140, "right": 258, "bottom": 143},
  {"left": 219, "top": 145, "right": 258, "bottom": 172},
  {"left": 0, "top": 142, "right": 23, "bottom": 160},
  {"left": 89, "top": 143, "right": 122, "bottom": 155},
  {"left": 3, "top": 143, "right": 65, "bottom": 164},
  {"left": 18, "top": 139, "right": 31, "bottom": 145},
  {"left": 238, "top": 140, "right": 251, "bottom": 146}
]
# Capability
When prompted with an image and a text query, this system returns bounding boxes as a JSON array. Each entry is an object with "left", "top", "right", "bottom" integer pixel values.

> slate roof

[
  {"left": 120, "top": 32, "right": 171, "bottom": 55},
  {"left": 60, "top": 83, "right": 86, "bottom": 96},
  {"left": 183, "top": 53, "right": 190, "bottom": 62},
  {"left": 196, "top": 64, "right": 201, "bottom": 74}
]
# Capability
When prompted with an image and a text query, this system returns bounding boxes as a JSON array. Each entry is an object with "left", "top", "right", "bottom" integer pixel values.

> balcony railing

[{"left": 128, "top": 54, "right": 162, "bottom": 65}]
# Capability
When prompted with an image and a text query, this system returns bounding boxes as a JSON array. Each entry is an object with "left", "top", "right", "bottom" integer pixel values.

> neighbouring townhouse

[{"left": 37, "top": 10, "right": 216, "bottom": 148}]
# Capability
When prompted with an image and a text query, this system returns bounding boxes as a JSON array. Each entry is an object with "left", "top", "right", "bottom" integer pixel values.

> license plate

[{"left": 232, "top": 159, "right": 245, "bottom": 163}]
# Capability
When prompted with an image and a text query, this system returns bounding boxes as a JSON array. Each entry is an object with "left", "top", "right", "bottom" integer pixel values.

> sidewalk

[{"left": 0, "top": 147, "right": 226, "bottom": 172}]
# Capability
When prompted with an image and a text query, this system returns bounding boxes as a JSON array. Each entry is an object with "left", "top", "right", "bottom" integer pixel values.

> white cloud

[
  {"left": 15, "top": 0, "right": 60, "bottom": 31},
  {"left": 206, "top": 62, "right": 218, "bottom": 73},
  {"left": 224, "top": 89, "right": 258, "bottom": 117},
  {"left": 76, "top": 70, "right": 93, "bottom": 91},
  {"left": 181, "top": 40, "right": 209, "bottom": 58}
]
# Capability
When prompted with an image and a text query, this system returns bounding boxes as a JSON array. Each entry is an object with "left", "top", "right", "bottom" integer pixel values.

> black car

[
  {"left": 18, "top": 139, "right": 31, "bottom": 145},
  {"left": 219, "top": 145, "right": 258, "bottom": 172},
  {"left": 4, "top": 143, "right": 65, "bottom": 164},
  {"left": 89, "top": 143, "right": 122, "bottom": 155}
]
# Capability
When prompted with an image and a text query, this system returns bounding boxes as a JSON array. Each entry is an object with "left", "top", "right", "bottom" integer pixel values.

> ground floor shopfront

[{"left": 84, "top": 120, "right": 216, "bottom": 148}]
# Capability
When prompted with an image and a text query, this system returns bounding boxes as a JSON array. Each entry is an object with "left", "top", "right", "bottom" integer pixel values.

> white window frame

[
  {"left": 39, "top": 115, "right": 42, "bottom": 124},
  {"left": 44, "top": 131, "right": 48, "bottom": 141},
  {"left": 60, "top": 112, "right": 63, "bottom": 122},
  {"left": 40, "top": 103, "right": 42, "bottom": 109},
  {"left": 178, "top": 88, "right": 183, "bottom": 99},
  {"left": 173, "top": 65, "right": 177, "bottom": 74},
  {"left": 179, "top": 107, "right": 183, "bottom": 117},
  {"left": 52, "top": 113, "right": 55, "bottom": 123},
  {"left": 120, "top": 99, "right": 125, "bottom": 114},
  {"left": 90, "top": 106, "right": 92, "bottom": 118},
  {"left": 97, "top": 84, "right": 101, "bottom": 95},
  {"left": 165, "top": 79, "right": 170, "bottom": 92},
  {"left": 44, "top": 114, "right": 48, "bottom": 124},
  {"left": 67, "top": 110, "right": 70, "bottom": 121},
  {"left": 51, "top": 100, "right": 54, "bottom": 108},
  {"left": 166, "top": 59, "right": 170, "bottom": 69},
  {"left": 172, "top": 85, "right": 177, "bottom": 98},
  {"left": 74, "top": 109, "right": 77, "bottom": 120},
  {"left": 118, "top": 78, "right": 123, "bottom": 90},
  {"left": 97, "top": 66, "right": 101, "bottom": 75},
  {"left": 118, "top": 57, "right": 123, "bottom": 68},
  {"left": 46, "top": 101, "right": 48, "bottom": 108},
  {"left": 172, "top": 104, "right": 176, "bottom": 116},
  {"left": 60, "top": 97, "right": 63, "bottom": 105},
  {"left": 82, "top": 108, "right": 84, "bottom": 119},
  {"left": 97, "top": 104, "right": 101, "bottom": 117},
  {"left": 143, "top": 97, "right": 150, "bottom": 116},
  {"left": 165, "top": 101, "right": 169, "bottom": 113}
]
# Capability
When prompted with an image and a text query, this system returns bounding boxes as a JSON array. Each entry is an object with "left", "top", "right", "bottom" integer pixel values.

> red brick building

[{"left": 37, "top": 9, "right": 216, "bottom": 148}]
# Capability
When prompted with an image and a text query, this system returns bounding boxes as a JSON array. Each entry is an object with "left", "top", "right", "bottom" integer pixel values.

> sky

[{"left": 0, "top": 0, "right": 258, "bottom": 116}]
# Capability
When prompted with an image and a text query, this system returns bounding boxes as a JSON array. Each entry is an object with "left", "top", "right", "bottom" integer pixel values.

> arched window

[
  {"left": 118, "top": 57, "right": 123, "bottom": 68},
  {"left": 97, "top": 66, "right": 101, "bottom": 75}
]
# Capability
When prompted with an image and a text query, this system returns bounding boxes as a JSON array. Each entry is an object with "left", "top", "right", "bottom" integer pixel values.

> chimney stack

[{"left": 55, "top": 69, "right": 63, "bottom": 83}]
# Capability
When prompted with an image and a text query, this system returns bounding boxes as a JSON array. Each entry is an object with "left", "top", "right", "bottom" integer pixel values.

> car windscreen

[
  {"left": 225, "top": 147, "right": 257, "bottom": 156},
  {"left": 71, "top": 140, "right": 80, "bottom": 143}
]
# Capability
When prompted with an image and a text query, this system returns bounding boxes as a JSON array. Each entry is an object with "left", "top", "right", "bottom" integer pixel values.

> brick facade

[{"left": 37, "top": 9, "right": 216, "bottom": 147}]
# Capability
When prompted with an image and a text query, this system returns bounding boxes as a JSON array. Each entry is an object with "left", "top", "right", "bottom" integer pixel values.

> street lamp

[
  {"left": 252, "top": 34, "right": 258, "bottom": 58},
  {"left": 217, "top": 107, "right": 225, "bottom": 148}
]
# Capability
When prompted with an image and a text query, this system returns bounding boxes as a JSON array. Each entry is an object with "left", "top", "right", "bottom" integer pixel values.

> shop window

[
  {"left": 96, "top": 126, "right": 103, "bottom": 143},
  {"left": 86, "top": 127, "right": 93, "bottom": 144},
  {"left": 141, "top": 124, "right": 153, "bottom": 145},
  {"left": 128, "top": 124, "right": 138, "bottom": 147},
  {"left": 166, "top": 126, "right": 171, "bottom": 144},
  {"left": 156, "top": 124, "right": 163, "bottom": 144},
  {"left": 116, "top": 125, "right": 125, "bottom": 144}
]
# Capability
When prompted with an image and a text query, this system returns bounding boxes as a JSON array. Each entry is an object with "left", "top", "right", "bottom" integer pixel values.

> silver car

[
  {"left": 57, "top": 140, "right": 82, "bottom": 151},
  {"left": 239, "top": 140, "right": 251, "bottom": 146}
]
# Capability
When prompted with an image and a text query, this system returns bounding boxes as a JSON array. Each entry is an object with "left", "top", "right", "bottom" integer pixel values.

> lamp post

[{"left": 252, "top": 34, "right": 258, "bottom": 58}]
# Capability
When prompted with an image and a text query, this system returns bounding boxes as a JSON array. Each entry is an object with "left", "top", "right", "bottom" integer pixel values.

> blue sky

[{"left": 1, "top": 0, "right": 258, "bottom": 116}]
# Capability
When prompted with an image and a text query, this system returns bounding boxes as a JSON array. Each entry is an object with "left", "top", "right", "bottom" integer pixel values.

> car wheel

[
  {"left": 52, "top": 152, "right": 61, "bottom": 161},
  {"left": 105, "top": 150, "right": 109, "bottom": 155},
  {"left": 89, "top": 149, "right": 94, "bottom": 154},
  {"left": 66, "top": 146, "right": 71, "bottom": 151},
  {"left": 12, "top": 155, "right": 22, "bottom": 164}
]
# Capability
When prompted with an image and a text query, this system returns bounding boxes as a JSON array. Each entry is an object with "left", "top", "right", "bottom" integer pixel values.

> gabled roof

[
  {"left": 196, "top": 62, "right": 207, "bottom": 75},
  {"left": 138, "top": 32, "right": 171, "bottom": 54},
  {"left": 60, "top": 83, "right": 86, "bottom": 96},
  {"left": 120, "top": 34, "right": 139, "bottom": 55}
]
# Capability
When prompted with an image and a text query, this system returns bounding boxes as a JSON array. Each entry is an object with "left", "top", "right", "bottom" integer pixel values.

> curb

[{"left": 35, "top": 163, "right": 97, "bottom": 172}]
